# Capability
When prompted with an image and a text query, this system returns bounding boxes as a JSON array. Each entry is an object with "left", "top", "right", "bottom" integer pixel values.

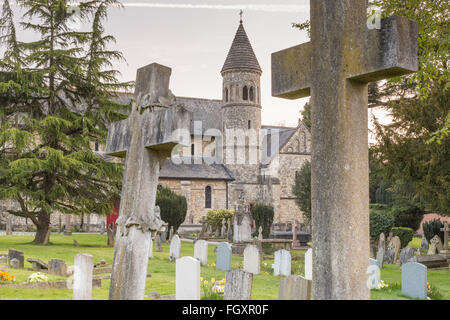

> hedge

[
  {"left": 206, "top": 209, "right": 234, "bottom": 235},
  {"left": 251, "top": 203, "right": 274, "bottom": 239},
  {"left": 369, "top": 204, "right": 394, "bottom": 240}
]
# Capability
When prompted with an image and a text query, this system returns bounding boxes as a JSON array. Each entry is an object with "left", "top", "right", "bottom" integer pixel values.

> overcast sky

[{"left": 7, "top": 0, "right": 387, "bottom": 136}]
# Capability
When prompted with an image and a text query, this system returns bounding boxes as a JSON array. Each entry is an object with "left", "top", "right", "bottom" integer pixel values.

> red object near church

[{"left": 107, "top": 202, "right": 120, "bottom": 229}]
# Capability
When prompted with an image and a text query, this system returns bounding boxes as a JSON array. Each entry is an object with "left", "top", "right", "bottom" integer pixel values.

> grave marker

[
  {"left": 402, "top": 262, "right": 427, "bottom": 299},
  {"left": 224, "top": 269, "right": 253, "bottom": 300},
  {"left": 194, "top": 240, "right": 208, "bottom": 266},
  {"left": 272, "top": 0, "right": 417, "bottom": 299},
  {"left": 273, "top": 249, "right": 291, "bottom": 277},
  {"left": 73, "top": 254, "right": 93, "bottom": 300},
  {"left": 216, "top": 242, "right": 232, "bottom": 271},
  {"left": 170, "top": 234, "right": 181, "bottom": 261},
  {"left": 243, "top": 245, "right": 260, "bottom": 274},
  {"left": 278, "top": 275, "right": 311, "bottom": 300},
  {"left": 176, "top": 257, "right": 200, "bottom": 300},
  {"left": 106, "top": 63, "right": 191, "bottom": 300},
  {"left": 304, "top": 248, "right": 312, "bottom": 280}
]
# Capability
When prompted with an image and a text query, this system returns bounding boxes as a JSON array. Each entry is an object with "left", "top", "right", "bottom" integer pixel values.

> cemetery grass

[{"left": 0, "top": 234, "right": 448, "bottom": 300}]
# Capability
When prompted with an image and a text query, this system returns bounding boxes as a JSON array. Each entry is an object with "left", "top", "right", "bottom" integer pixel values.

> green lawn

[{"left": 0, "top": 234, "right": 448, "bottom": 300}]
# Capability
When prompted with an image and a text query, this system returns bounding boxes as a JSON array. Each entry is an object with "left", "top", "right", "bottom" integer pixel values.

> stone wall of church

[{"left": 158, "top": 178, "right": 228, "bottom": 224}]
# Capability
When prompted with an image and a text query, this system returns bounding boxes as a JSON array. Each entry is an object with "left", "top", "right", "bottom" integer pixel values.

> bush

[
  {"left": 251, "top": 203, "right": 274, "bottom": 239},
  {"left": 391, "top": 227, "right": 414, "bottom": 248},
  {"left": 206, "top": 209, "right": 234, "bottom": 235},
  {"left": 375, "top": 185, "right": 394, "bottom": 205},
  {"left": 423, "top": 219, "right": 444, "bottom": 242},
  {"left": 156, "top": 185, "right": 187, "bottom": 233},
  {"left": 391, "top": 204, "right": 425, "bottom": 231},
  {"left": 369, "top": 204, "right": 395, "bottom": 240}
]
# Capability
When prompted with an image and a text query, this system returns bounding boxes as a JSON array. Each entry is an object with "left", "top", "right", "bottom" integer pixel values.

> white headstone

[
  {"left": 304, "top": 248, "right": 312, "bottom": 280},
  {"left": 176, "top": 257, "right": 200, "bottom": 300},
  {"left": 273, "top": 249, "right": 291, "bottom": 276},
  {"left": 194, "top": 240, "right": 208, "bottom": 266},
  {"left": 169, "top": 235, "right": 181, "bottom": 261},
  {"left": 243, "top": 245, "right": 260, "bottom": 274},
  {"left": 402, "top": 262, "right": 427, "bottom": 299},
  {"left": 73, "top": 253, "right": 93, "bottom": 300},
  {"left": 367, "top": 258, "right": 380, "bottom": 290}
]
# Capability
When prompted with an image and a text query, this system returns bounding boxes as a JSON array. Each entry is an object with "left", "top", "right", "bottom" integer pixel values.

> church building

[{"left": 156, "top": 19, "right": 312, "bottom": 224}]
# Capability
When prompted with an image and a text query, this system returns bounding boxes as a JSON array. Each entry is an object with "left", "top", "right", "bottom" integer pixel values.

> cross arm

[
  {"left": 272, "top": 16, "right": 418, "bottom": 100},
  {"left": 105, "top": 105, "right": 191, "bottom": 158}
]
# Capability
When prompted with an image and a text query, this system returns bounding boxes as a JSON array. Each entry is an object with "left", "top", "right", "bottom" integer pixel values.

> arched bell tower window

[
  {"left": 243, "top": 86, "right": 248, "bottom": 101},
  {"left": 249, "top": 87, "right": 254, "bottom": 102},
  {"left": 225, "top": 88, "right": 229, "bottom": 102},
  {"left": 205, "top": 186, "right": 212, "bottom": 208},
  {"left": 191, "top": 143, "right": 195, "bottom": 156}
]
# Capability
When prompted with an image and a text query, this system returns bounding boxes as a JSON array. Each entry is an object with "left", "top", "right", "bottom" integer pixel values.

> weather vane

[{"left": 239, "top": 9, "right": 243, "bottom": 23}]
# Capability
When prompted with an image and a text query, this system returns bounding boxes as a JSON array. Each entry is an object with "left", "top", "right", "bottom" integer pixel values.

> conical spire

[{"left": 221, "top": 20, "right": 262, "bottom": 74}]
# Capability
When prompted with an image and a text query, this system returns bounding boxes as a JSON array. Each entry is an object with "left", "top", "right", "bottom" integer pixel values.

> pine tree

[{"left": 0, "top": 0, "right": 131, "bottom": 243}]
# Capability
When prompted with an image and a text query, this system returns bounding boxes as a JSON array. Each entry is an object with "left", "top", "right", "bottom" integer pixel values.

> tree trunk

[{"left": 33, "top": 211, "right": 51, "bottom": 244}]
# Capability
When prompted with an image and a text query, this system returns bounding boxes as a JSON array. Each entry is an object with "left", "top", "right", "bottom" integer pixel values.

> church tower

[{"left": 221, "top": 17, "right": 262, "bottom": 204}]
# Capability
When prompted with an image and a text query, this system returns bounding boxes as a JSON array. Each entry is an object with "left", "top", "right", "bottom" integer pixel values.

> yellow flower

[
  {"left": 204, "top": 280, "right": 208, "bottom": 285},
  {"left": 200, "top": 277, "right": 203, "bottom": 281},
  {"left": 211, "top": 277, "right": 215, "bottom": 283}
]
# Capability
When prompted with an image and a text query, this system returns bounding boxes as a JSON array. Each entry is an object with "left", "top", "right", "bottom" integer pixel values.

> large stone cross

[
  {"left": 106, "top": 63, "right": 191, "bottom": 300},
  {"left": 272, "top": 1, "right": 417, "bottom": 300}
]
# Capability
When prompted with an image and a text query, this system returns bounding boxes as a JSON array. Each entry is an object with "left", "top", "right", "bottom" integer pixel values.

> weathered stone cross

[
  {"left": 105, "top": 63, "right": 191, "bottom": 300},
  {"left": 272, "top": 1, "right": 418, "bottom": 299}
]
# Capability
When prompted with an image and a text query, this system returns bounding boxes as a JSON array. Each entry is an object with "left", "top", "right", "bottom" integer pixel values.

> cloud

[{"left": 119, "top": 2, "right": 309, "bottom": 13}]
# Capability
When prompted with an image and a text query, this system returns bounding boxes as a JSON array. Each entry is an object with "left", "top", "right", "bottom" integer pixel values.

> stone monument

[
  {"left": 106, "top": 63, "right": 191, "bottom": 300},
  {"left": 272, "top": 0, "right": 417, "bottom": 299}
]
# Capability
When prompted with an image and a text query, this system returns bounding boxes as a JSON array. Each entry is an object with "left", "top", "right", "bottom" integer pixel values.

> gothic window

[
  {"left": 249, "top": 87, "right": 254, "bottom": 102},
  {"left": 248, "top": 120, "right": 251, "bottom": 129},
  {"left": 205, "top": 186, "right": 212, "bottom": 208},
  {"left": 243, "top": 86, "right": 248, "bottom": 101},
  {"left": 191, "top": 143, "right": 195, "bottom": 156},
  {"left": 225, "top": 88, "right": 229, "bottom": 102}
]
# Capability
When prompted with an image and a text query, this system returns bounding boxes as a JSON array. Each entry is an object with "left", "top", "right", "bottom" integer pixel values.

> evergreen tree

[
  {"left": 0, "top": 0, "right": 131, "bottom": 243},
  {"left": 292, "top": 160, "right": 311, "bottom": 223},
  {"left": 300, "top": 101, "right": 311, "bottom": 130}
]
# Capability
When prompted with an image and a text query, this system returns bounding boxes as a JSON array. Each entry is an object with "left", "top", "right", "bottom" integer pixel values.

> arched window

[
  {"left": 248, "top": 120, "right": 251, "bottom": 129},
  {"left": 225, "top": 88, "right": 229, "bottom": 102},
  {"left": 243, "top": 86, "right": 248, "bottom": 101},
  {"left": 191, "top": 143, "right": 195, "bottom": 156},
  {"left": 205, "top": 186, "right": 212, "bottom": 208},
  {"left": 249, "top": 87, "right": 254, "bottom": 102}
]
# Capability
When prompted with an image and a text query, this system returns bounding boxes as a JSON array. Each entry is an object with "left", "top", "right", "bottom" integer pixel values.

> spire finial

[{"left": 239, "top": 10, "right": 243, "bottom": 24}]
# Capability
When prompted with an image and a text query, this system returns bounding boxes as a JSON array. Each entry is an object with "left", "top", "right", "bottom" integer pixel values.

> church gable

[{"left": 280, "top": 121, "right": 311, "bottom": 155}]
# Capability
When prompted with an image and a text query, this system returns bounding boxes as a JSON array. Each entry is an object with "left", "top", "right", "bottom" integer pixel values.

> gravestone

[
  {"left": 368, "top": 258, "right": 380, "bottom": 289},
  {"left": 427, "top": 235, "right": 443, "bottom": 255},
  {"left": 278, "top": 275, "right": 311, "bottom": 300},
  {"left": 224, "top": 269, "right": 253, "bottom": 300},
  {"left": 73, "top": 254, "right": 93, "bottom": 300},
  {"left": 291, "top": 220, "right": 302, "bottom": 250},
  {"left": 106, "top": 63, "right": 191, "bottom": 300},
  {"left": 227, "top": 219, "right": 232, "bottom": 241},
  {"left": 5, "top": 215, "right": 12, "bottom": 235},
  {"left": 220, "top": 219, "right": 226, "bottom": 238},
  {"left": 0, "top": 254, "right": 7, "bottom": 264},
  {"left": 27, "top": 258, "right": 48, "bottom": 271},
  {"left": 421, "top": 235, "right": 428, "bottom": 250},
  {"left": 176, "top": 257, "right": 200, "bottom": 300},
  {"left": 8, "top": 249, "right": 24, "bottom": 269},
  {"left": 399, "top": 246, "right": 415, "bottom": 265},
  {"left": 232, "top": 190, "right": 252, "bottom": 253},
  {"left": 402, "top": 262, "right": 427, "bottom": 299},
  {"left": 161, "top": 229, "right": 167, "bottom": 243},
  {"left": 272, "top": 0, "right": 417, "bottom": 299},
  {"left": 376, "top": 234, "right": 385, "bottom": 269},
  {"left": 155, "top": 234, "right": 162, "bottom": 252},
  {"left": 169, "top": 235, "right": 181, "bottom": 261},
  {"left": 385, "top": 236, "right": 401, "bottom": 264},
  {"left": 148, "top": 238, "right": 153, "bottom": 259},
  {"left": 169, "top": 226, "right": 174, "bottom": 241},
  {"left": 304, "top": 248, "right": 312, "bottom": 280},
  {"left": 257, "top": 226, "right": 263, "bottom": 241},
  {"left": 49, "top": 258, "right": 67, "bottom": 276},
  {"left": 9, "top": 258, "right": 20, "bottom": 269},
  {"left": 408, "top": 254, "right": 448, "bottom": 269},
  {"left": 64, "top": 214, "right": 72, "bottom": 236},
  {"left": 216, "top": 242, "right": 232, "bottom": 271},
  {"left": 273, "top": 249, "right": 291, "bottom": 277},
  {"left": 243, "top": 245, "right": 260, "bottom": 274},
  {"left": 193, "top": 240, "right": 208, "bottom": 266}
]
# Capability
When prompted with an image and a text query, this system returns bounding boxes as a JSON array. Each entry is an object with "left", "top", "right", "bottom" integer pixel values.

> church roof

[
  {"left": 160, "top": 157, "right": 234, "bottom": 181},
  {"left": 221, "top": 22, "right": 262, "bottom": 74}
]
